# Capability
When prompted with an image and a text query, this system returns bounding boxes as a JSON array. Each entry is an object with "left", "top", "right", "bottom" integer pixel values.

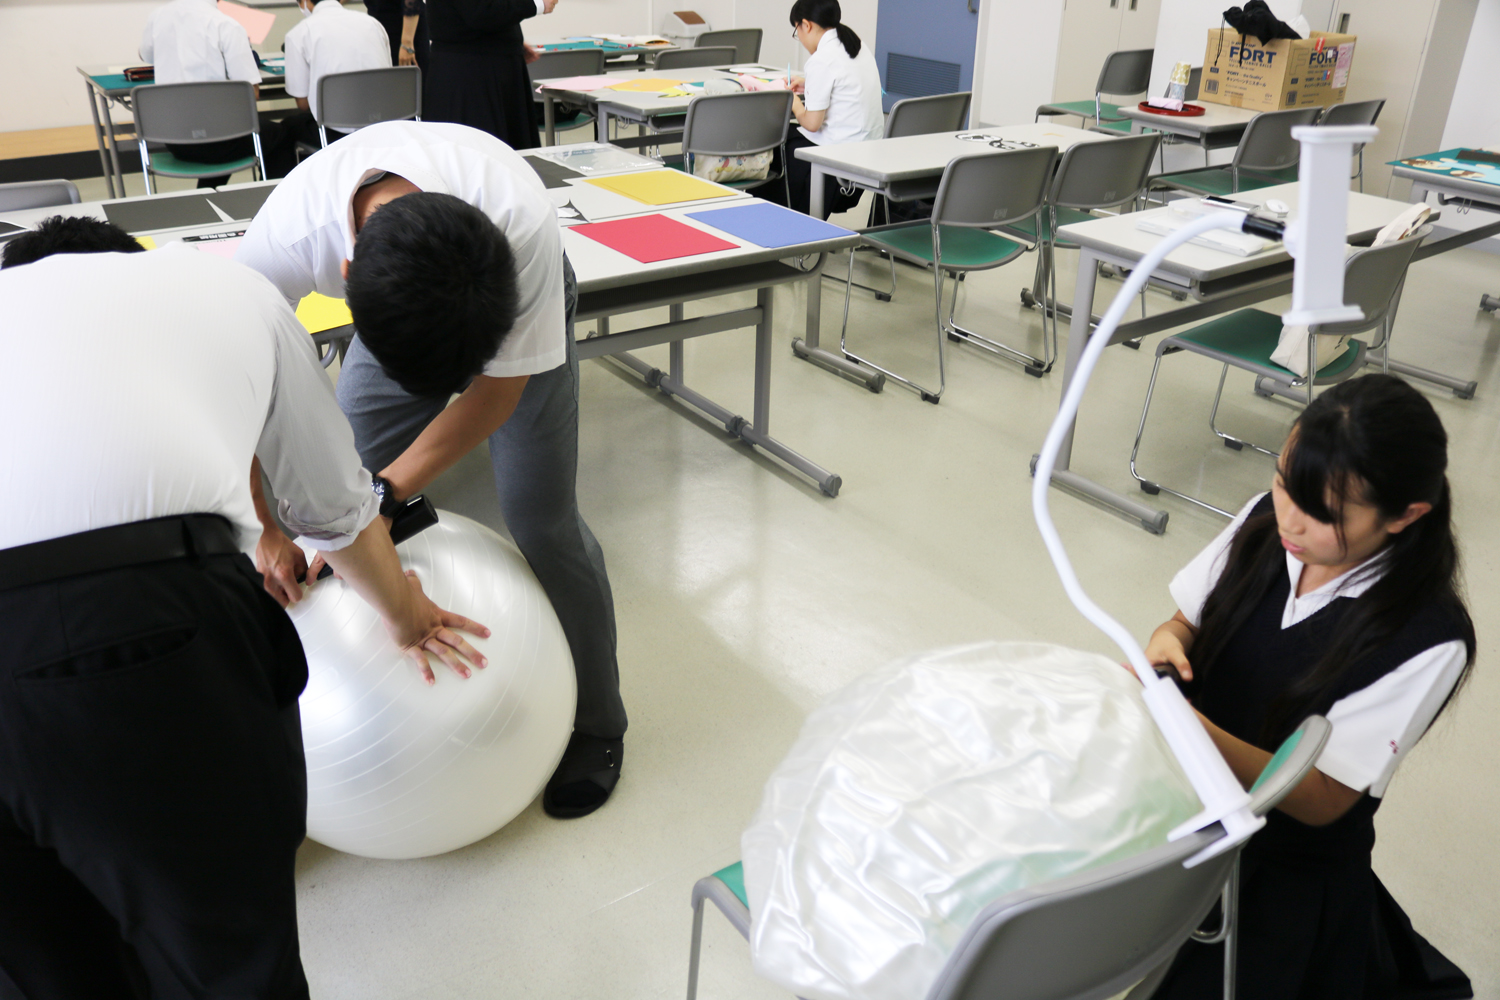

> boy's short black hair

[
  {"left": 2, "top": 215, "right": 144, "bottom": 269},
  {"left": 345, "top": 192, "right": 521, "bottom": 397}
]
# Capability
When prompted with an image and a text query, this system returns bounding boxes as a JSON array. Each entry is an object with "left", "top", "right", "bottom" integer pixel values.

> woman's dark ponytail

[
  {"left": 1191, "top": 374, "right": 1475, "bottom": 744},
  {"left": 789, "top": 0, "right": 863, "bottom": 58}
]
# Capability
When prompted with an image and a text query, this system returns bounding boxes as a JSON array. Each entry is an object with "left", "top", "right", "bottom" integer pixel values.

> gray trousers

[{"left": 335, "top": 258, "right": 626, "bottom": 739}]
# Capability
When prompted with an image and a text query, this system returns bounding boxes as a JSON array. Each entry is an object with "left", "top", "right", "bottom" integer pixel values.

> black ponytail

[
  {"left": 789, "top": 0, "right": 862, "bottom": 58},
  {"left": 1191, "top": 374, "right": 1476, "bottom": 744}
]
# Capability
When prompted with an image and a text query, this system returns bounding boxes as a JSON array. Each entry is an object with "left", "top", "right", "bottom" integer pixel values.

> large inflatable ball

[
  {"left": 741, "top": 641, "right": 1201, "bottom": 1000},
  {"left": 286, "top": 511, "right": 576, "bottom": 860}
]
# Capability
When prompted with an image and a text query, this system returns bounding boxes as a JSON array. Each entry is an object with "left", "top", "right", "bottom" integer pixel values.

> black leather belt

[{"left": 0, "top": 515, "right": 241, "bottom": 592}]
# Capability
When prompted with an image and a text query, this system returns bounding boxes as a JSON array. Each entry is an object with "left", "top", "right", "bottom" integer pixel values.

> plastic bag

[
  {"left": 742, "top": 642, "right": 1202, "bottom": 1000},
  {"left": 692, "top": 151, "right": 773, "bottom": 183}
]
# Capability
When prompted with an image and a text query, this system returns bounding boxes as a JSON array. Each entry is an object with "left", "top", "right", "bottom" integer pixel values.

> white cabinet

[{"left": 1052, "top": 0, "right": 1162, "bottom": 102}]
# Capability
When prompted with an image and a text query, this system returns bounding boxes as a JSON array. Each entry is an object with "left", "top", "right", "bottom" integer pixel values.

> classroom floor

[{"left": 75, "top": 169, "right": 1500, "bottom": 998}]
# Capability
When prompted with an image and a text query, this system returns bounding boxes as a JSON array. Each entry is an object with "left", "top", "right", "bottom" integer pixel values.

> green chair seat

[
  {"left": 555, "top": 112, "right": 596, "bottom": 131},
  {"left": 1038, "top": 99, "right": 1126, "bottom": 122},
  {"left": 713, "top": 861, "right": 748, "bottom": 908},
  {"left": 1152, "top": 165, "right": 1298, "bottom": 197},
  {"left": 1001, "top": 206, "right": 1097, "bottom": 243},
  {"left": 148, "top": 150, "right": 257, "bottom": 178},
  {"left": 1170, "top": 308, "right": 1363, "bottom": 380},
  {"left": 864, "top": 222, "right": 1026, "bottom": 269},
  {"left": 1093, "top": 118, "right": 1134, "bottom": 134}
]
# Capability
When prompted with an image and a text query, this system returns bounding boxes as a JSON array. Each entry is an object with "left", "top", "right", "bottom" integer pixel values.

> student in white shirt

[
  {"left": 281, "top": 0, "right": 393, "bottom": 153},
  {"left": 1142, "top": 374, "right": 1474, "bottom": 1000},
  {"left": 139, "top": 0, "right": 294, "bottom": 182},
  {"left": 775, "top": 0, "right": 884, "bottom": 218},
  {"left": 237, "top": 121, "right": 627, "bottom": 820},
  {"left": 0, "top": 216, "right": 485, "bottom": 998}
]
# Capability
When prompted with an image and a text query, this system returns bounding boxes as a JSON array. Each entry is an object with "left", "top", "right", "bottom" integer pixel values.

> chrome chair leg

[
  {"left": 945, "top": 260, "right": 1050, "bottom": 377},
  {"left": 839, "top": 248, "right": 944, "bottom": 402},
  {"left": 685, "top": 895, "right": 706, "bottom": 1000},
  {"left": 1208, "top": 364, "right": 1280, "bottom": 458},
  {"left": 1129, "top": 348, "right": 1236, "bottom": 518}
]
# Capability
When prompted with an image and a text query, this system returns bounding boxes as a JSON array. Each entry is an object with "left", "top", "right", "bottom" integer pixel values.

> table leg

[
  {"left": 100, "top": 95, "right": 126, "bottom": 199},
  {"left": 597, "top": 108, "right": 610, "bottom": 144},
  {"left": 83, "top": 82, "right": 116, "bottom": 200},
  {"left": 808, "top": 164, "right": 826, "bottom": 220},
  {"left": 791, "top": 250, "right": 887, "bottom": 390},
  {"left": 544, "top": 94, "right": 557, "bottom": 147},
  {"left": 1034, "top": 249, "right": 1170, "bottom": 534}
]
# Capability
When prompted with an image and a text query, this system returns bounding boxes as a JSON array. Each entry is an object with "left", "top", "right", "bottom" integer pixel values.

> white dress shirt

[
  {"left": 799, "top": 28, "right": 885, "bottom": 146},
  {"left": 0, "top": 245, "right": 378, "bottom": 553},
  {"left": 140, "top": 0, "right": 261, "bottom": 87},
  {"left": 1169, "top": 492, "right": 1467, "bottom": 797},
  {"left": 235, "top": 121, "right": 565, "bottom": 379},
  {"left": 284, "top": 0, "right": 392, "bottom": 132}
]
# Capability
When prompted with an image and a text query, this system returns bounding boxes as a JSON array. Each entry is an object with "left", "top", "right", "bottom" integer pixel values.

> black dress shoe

[{"left": 543, "top": 732, "right": 623, "bottom": 819}]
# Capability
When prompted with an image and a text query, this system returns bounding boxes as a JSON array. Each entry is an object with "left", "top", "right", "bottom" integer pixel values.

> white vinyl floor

[{"left": 79, "top": 169, "right": 1500, "bottom": 999}]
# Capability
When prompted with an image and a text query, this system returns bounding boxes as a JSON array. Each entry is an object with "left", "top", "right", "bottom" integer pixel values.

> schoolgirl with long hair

[
  {"left": 774, "top": 0, "right": 884, "bottom": 217},
  {"left": 1147, "top": 373, "right": 1474, "bottom": 999}
]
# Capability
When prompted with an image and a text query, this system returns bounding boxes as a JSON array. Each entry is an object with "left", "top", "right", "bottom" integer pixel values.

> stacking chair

[
  {"left": 529, "top": 48, "right": 605, "bottom": 140},
  {"left": 686, "top": 716, "right": 1331, "bottom": 1000},
  {"left": 303, "top": 65, "right": 421, "bottom": 156},
  {"left": 1000, "top": 132, "right": 1163, "bottom": 359},
  {"left": 1128, "top": 229, "right": 1428, "bottom": 516},
  {"left": 1319, "top": 99, "right": 1385, "bottom": 191},
  {"left": 1150, "top": 106, "right": 1322, "bottom": 198},
  {"left": 131, "top": 80, "right": 265, "bottom": 194},
  {"left": 840, "top": 146, "right": 1057, "bottom": 400},
  {"left": 0, "top": 179, "right": 80, "bottom": 212},
  {"left": 696, "top": 28, "right": 763, "bottom": 63},
  {"left": 678, "top": 90, "right": 793, "bottom": 202},
  {"left": 842, "top": 91, "right": 973, "bottom": 303},
  {"left": 1037, "top": 49, "right": 1154, "bottom": 134},
  {"left": 655, "top": 46, "right": 738, "bottom": 72}
]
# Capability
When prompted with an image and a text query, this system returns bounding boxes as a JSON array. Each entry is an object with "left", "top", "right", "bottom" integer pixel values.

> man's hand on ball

[
  {"left": 255, "top": 528, "right": 308, "bottom": 608},
  {"left": 387, "top": 571, "right": 492, "bottom": 685}
]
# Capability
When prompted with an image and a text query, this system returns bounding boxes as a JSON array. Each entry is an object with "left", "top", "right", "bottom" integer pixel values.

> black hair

[
  {"left": 345, "top": 191, "right": 520, "bottom": 398},
  {"left": 1, "top": 215, "right": 143, "bottom": 269},
  {"left": 790, "top": 0, "right": 862, "bottom": 59},
  {"left": 1192, "top": 374, "right": 1475, "bottom": 742}
]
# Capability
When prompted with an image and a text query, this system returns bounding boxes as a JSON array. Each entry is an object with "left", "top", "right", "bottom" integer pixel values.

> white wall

[
  {"left": 970, "top": 0, "right": 1065, "bottom": 128},
  {"left": 1421, "top": 0, "right": 1500, "bottom": 241}
]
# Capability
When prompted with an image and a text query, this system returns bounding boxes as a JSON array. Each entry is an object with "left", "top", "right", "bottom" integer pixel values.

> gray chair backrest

[
  {"left": 1233, "top": 105, "right": 1324, "bottom": 173},
  {"left": 0, "top": 179, "right": 80, "bottom": 212},
  {"left": 656, "top": 47, "right": 738, "bottom": 72},
  {"left": 696, "top": 28, "right": 762, "bottom": 63},
  {"left": 1320, "top": 98, "right": 1384, "bottom": 127},
  {"left": 131, "top": 80, "right": 258, "bottom": 144},
  {"left": 1248, "top": 716, "right": 1332, "bottom": 816},
  {"left": 529, "top": 47, "right": 606, "bottom": 82},
  {"left": 1185, "top": 66, "right": 1202, "bottom": 102},
  {"left": 682, "top": 89, "right": 792, "bottom": 159},
  {"left": 1096, "top": 49, "right": 1154, "bottom": 98},
  {"left": 317, "top": 66, "right": 421, "bottom": 130},
  {"left": 1314, "top": 226, "right": 1429, "bottom": 336},
  {"left": 925, "top": 826, "right": 1239, "bottom": 1000},
  {"left": 1051, "top": 132, "right": 1162, "bottom": 211},
  {"left": 933, "top": 146, "right": 1057, "bottom": 230},
  {"left": 887, "top": 92, "right": 972, "bottom": 138}
]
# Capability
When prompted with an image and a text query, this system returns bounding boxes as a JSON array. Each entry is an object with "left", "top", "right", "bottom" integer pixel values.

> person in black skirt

[
  {"left": 422, "top": 0, "right": 558, "bottom": 151},
  {"left": 365, "top": 0, "right": 428, "bottom": 73},
  {"left": 1144, "top": 373, "right": 1475, "bottom": 1000}
]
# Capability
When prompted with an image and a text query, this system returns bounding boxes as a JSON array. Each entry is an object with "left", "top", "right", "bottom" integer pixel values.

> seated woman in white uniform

[{"left": 774, "top": 0, "right": 884, "bottom": 218}]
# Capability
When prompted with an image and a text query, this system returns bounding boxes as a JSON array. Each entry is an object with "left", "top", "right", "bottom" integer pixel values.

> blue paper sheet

[{"left": 686, "top": 202, "right": 853, "bottom": 250}]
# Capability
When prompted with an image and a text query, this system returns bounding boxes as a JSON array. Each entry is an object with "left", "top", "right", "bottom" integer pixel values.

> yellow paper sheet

[
  {"left": 135, "top": 236, "right": 157, "bottom": 250},
  {"left": 607, "top": 77, "right": 685, "bottom": 93},
  {"left": 296, "top": 292, "right": 353, "bottom": 334},
  {"left": 583, "top": 170, "right": 735, "bottom": 206}
]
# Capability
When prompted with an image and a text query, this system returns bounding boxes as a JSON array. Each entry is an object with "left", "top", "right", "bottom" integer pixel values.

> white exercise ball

[{"left": 286, "top": 510, "right": 576, "bottom": 860}]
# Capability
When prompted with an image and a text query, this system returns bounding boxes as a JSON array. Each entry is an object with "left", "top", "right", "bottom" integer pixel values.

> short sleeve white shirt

[
  {"left": 283, "top": 0, "right": 393, "bottom": 132},
  {"left": 799, "top": 28, "right": 885, "bottom": 146},
  {"left": 235, "top": 121, "right": 566, "bottom": 379},
  {"left": 0, "top": 244, "right": 377, "bottom": 553},
  {"left": 1168, "top": 492, "right": 1467, "bottom": 797},
  {"left": 140, "top": 0, "right": 262, "bottom": 87}
]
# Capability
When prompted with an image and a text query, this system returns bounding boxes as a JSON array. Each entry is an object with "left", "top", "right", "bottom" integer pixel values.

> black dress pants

[
  {"left": 766, "top": 129, "right": 864, "bottom": 219},
  {"left": 0, "top": 553, "right": 311, "bottom": 1000},
  {"left": 166, "top": 114, "right": 293, "bottom": 188}
]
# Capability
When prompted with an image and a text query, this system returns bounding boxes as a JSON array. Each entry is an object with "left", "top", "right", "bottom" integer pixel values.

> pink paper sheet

[
  {"left": 217, "top": 1, "right": 276, "bottom": 45},
  {"left": 536, "top": 75, "right": 619, "bottom": 93},
  {"left": 191, "top": 236, "right": 243, "bottom": 259}
]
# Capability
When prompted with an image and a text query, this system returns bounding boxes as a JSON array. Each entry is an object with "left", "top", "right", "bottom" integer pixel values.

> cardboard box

[{"left": 1200, "top": 29, "right": 1356, "bottom": 111}]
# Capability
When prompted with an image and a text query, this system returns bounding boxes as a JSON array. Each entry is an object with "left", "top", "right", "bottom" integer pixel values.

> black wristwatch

[{"left": 371, "top": 475, "right": 404, "bottom": 519}]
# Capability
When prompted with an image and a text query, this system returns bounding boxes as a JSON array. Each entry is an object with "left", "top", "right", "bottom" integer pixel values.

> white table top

[
  {"left": 1058, "top": 184, "right": 1426, "bottom": 286},
  {"left": 1390, "top": 162, "right": 1500, "bottom": 208},
  {"left": 1118, "top": 102, "right": 1258, "bottom": 137},
  {"left": 793, "top": 124, "right": 1110, "bottom": 186}
]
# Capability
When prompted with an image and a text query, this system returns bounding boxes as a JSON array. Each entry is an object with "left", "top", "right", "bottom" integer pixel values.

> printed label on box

[{"left": 1333, "top": 43, "right": 1354, "bottom": 88}]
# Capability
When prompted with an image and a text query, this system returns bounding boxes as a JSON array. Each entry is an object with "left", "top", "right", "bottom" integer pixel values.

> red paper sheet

[{"left": 571, "top": 214, "right": 737, "bottom": 263}]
